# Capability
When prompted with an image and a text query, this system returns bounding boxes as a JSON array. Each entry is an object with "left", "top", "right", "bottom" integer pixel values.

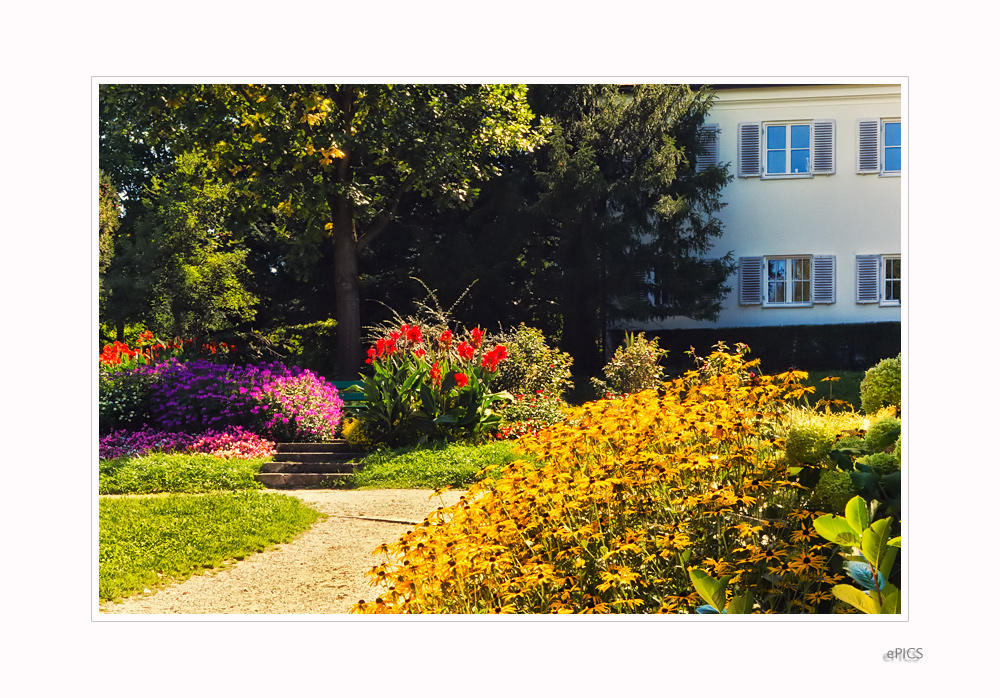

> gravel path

[{"left": 99, "top": 488, "right": 466, "bottom": 615}]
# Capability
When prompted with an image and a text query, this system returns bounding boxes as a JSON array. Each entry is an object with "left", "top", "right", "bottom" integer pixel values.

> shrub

[
  {"left": 860, "top": 355, "right": 901, "bottom": 415},
  {"left": 354, "top": 350, "right": 845, "bottom": 614},
  {"left": 341, "top": 417, "right": 378, "bottom": 452},
  {"left": 809, "top": 469, "right": 861, "bottom": 514},
  {"left": 355, "top": 323, "right": 510, "bottom": 446},
  {"left": 487, "top": 324, "right": 574, "bottom": 398},
  {"left": 860, "top": 451, "right": 901, "bottom": 476},
  {"left": 864, "top": 416, "right": 901, "bottom": 454},
  {"left": 590, "top": 332, "right": 666, "bottom": 397},
  {"left": 783, "top": 412, "right": 839, "bottom": 466},
  {"left": 99, "top": 370, "right": 154, "bottom": 433},
  {"left": 496, "top": 390, "right": 569, "bottom": 439},
  {"left": 250, "top": 370, "right": 344, "bottom": 442}
]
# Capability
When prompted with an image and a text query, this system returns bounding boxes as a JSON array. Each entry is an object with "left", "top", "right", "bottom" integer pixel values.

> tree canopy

[{"left": 99, "top": 83, "right": 733, "bottom": 379}]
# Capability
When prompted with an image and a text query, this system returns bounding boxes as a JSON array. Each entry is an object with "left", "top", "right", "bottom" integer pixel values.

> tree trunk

[{"left": 332, "top": 209, "right": 362, "bottom": 379}]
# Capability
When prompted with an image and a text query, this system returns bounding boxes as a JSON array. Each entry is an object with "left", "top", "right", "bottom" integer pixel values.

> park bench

[{"left": 332, "top": 380, "right": 366, "bottom": 413}]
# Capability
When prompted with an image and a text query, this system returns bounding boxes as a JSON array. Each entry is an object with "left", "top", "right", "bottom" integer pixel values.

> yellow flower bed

[{"left": 354, "top": 349, "right": 849, "bottom": 614}]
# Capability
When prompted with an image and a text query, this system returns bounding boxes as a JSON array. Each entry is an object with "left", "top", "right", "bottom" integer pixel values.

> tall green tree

[
  {"left": 115, "top": 84, "right": 549, "bottom": 377},
  {"left": 388, "top": 84, "right": 734, "bottom": 373}
]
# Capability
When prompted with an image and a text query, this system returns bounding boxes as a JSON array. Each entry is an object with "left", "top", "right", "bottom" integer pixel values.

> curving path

[{"left": 99, "top": 488, "right": 466, "bottom": 615}]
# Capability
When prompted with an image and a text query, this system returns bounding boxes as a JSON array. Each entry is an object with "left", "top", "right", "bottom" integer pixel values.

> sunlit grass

[{"left": 99, "top": 491, "right": 324, "bottom": 603}]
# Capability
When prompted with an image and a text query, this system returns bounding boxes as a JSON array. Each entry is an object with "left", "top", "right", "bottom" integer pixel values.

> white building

[{"left": 630, "top": 83, "right": 902, "bottom": 369}]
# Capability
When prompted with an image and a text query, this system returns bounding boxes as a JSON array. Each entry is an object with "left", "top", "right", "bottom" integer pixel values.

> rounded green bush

[
  {"left": 833, "top": 435, "right": 866, "bottom": 451},
  {"left": 860, "top": 355, "right": 901, "bottom": 415},
  {"left": 785, "top": 416, "right": 838, "bottom": 466},
  {"left": 862, "top": 451, "right": 901, "bottom": 476},
  {"left": 810, "top": 469, "right": 861, "bottom": 514},
  {"left": 865, "top": 417, "right": 901, "bottom": 453}
]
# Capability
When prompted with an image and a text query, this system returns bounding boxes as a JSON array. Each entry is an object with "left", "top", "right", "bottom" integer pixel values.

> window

[
  {"left": 857, "top": 118, "right": 901, "bottom": 175},
  {"left": 738, "top": 255, "right": 835, "bottom": 306},
  {"left": 856, "top": 254, "right": 901, "bottom": 305},
  {"left": 738, "top": 120, "right": 836, "bottom": 178}
]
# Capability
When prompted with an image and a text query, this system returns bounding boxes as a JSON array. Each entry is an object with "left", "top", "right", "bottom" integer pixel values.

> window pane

[
  {"left": 790, "top": 124, "right": 810, "bottom": 149},
  {"left": 767, "top": 150, "right": 786, "bottom": 173},
  {"left": 768, "top": 259, "right": 786, "bottom": 280},
  {"left": 794, "top": 281, "right": 810, "bottom": 303},
  {"left": 885, "top": 146, "right": 901, "bottom": 172},
  {"left": 767, "top": 125, "right": 786, "bottom": 149},
  {"left": 790, "top": 150, "right": 809, "bottom": 173},
  {"left": 884, "top": 121, "right": 901, "bottom": 147},
  {"left": 793, "top": 258, "right": 810, "bottom": 280},
  {"left": 768, "top": 282, "right": 785, "bottom": 303}
]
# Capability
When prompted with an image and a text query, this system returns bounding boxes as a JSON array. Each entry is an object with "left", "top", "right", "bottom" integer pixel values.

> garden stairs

[{"left": 254, "top": 441, "right": 364, "bottom": 489}]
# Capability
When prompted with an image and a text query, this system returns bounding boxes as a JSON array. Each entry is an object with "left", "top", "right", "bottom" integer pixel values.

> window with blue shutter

[
  {"left": 858, "top": 118, "right": 901, "bottom": 175},
  {"left": 738, "top": 256, "right": 763, "bottom": 304},
  {"left": 856, "top": 255, "right": 880, "bottom": 303}
]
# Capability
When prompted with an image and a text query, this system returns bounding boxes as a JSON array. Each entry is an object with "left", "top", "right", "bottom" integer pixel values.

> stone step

[
  {"left": 259, "top": 461, "right": 362, "bottom": 474},
  {"left": 272, "top": 450, "right": 366, "bottom": 463},
  {"left": 274, "top": 441, "right": 354, "bottom": 453},
  {"left": 254, "top": 472, "right": 353, "bottom": 489}
]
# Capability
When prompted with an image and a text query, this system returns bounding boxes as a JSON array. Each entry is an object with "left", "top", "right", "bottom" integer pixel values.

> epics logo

[{"left": 884, "top": 648, "right": 923, "bottom": 662}]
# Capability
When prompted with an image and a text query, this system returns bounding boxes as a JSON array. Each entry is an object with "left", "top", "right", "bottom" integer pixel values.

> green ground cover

[
  {"left": 351, "top": 440, "right": 528, "bottom": 490},
  {"left": 99, "top": 490, "right": 324, "bottom": 603},
  {"left": 99, "top": 452, "right": 271, "bottom": 495}
]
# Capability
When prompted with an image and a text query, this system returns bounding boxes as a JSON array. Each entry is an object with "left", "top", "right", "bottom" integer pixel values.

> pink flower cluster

[
  {"left": 99, "top": 426, "right": 275, "bottom": 460},
  {"left": 249, "top": 370, "right": 345, "bottom": 442}
]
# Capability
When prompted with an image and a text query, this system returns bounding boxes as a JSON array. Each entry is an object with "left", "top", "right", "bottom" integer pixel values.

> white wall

[{"left": 639, "top": 84, "right": 901, "bottom": 330}]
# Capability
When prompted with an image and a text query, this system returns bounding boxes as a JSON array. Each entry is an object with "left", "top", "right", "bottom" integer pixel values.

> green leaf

[
  {"left": 844, "top": 496, "right": 870, "bottom": 536},
  {"left": 688, "top": 569, "right": 729, "bottom": 612},
  {"left": 726, "top": 591, "right": 755, "bottom": 615},
  {"left": 861, "top": 517, "right": 893, "bottom": 571},
  {"left": 812, "top": 515, "right": 860, "bottom": 547},
  {"left": 831, "top": 584, "right": 878, "bottom": 614},
  {"left": 879, "top": 584, "right": 901, "bottom": 614},
  {"left": 878, "top": 544, "right": 899, "bottom": 582},
  {"left": 887, "top": 536, "right": 901, "bottom": 548}
]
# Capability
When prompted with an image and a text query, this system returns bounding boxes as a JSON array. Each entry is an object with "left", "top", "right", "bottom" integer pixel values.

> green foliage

[
  {"left": 591, "top": 332, "right": 666, "bottom": 396},
  {"left": 865, "top": 416, "right": 901, "bottom": 453},
  {"left": 861, "top": 451, "right": 901, "bottom": 476},
  {"left": 351, "top": 441, "right": 526, "bottom": 490},
  {"left": 99, "top": 491, "right": 323, "bottom": 603},
  {"left": 784, "top": 412, "right": 838, "bottom": 467},
  {"left": 99, "top": 452, "right": 270, "bottom": 495},
  {"left": 812, "top": 496, "right": 901, "bottom": 614},
  {"left": 99, "top": 370, "right": 153, "bottom": 433},
  {"left": 809, "top": 470, "right": 861, "bottom": 514},
  {"left": 860, "top": 355, "right": 902, "bottom": 414},
  {"left": 488, "top": 324, "right": 574, "bottom": 398},
  {"left": 257, "top": 319, "right": 338, "bottom": 379}
]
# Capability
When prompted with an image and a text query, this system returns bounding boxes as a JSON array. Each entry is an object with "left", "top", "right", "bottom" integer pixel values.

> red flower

[
  {"left": 366, "top": 347, "right": 377, "bottom": 364},
  {"left": 470, "top": 327, "right": 485, "bottom": 349},
  {"left": 430, "top": 362, "right": 442, "bottom": 386},
  {"left": 439, "top": 329, "right": 453, "bottom": 349},
  {"left": 456, "top": 341, "right": 475, "bottom": 362},
  {"left": 454, "top": 372, "right": 469, "bottom": 388},
  {"left": 482, "top": 345, "right": 508, "bottom": 372},
  {"left": 404, "top": 324, "right": 423, "bottom": 343}
]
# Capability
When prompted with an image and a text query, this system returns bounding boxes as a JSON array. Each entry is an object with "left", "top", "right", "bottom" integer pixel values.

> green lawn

[
  {"left": 351, "top": 440, "right": 530, "bottom": 489},
  {"left": 99, "top": 452, "right": 271, "bottom": 495},
  {"left": 99, "top": 491, "right": 324, "bottom": 603},
  {"left": 798, "top": 370, "right": 865, "bottom": 410}
]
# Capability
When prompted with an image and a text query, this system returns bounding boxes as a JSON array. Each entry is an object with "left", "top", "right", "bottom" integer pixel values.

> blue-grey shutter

[
  {"left": 695, "top": 123, "right": 719, "bottom": 173},
  {"left": 857, "top": 119, "right": 880, "bottom": 173},
  {"left": 856, "top": 255, "right": 880, "bottom": 302},
  {"left": 737, "top": 123, "right": 760, "bottom": 177},
  {"left": 813, "top": 255, "right": 836, "bottom": 303},
  {"left": 813, "top": 120, "right": 835, "bottom": 175},
  {"left": 738, "top": 256, "right": 763, "bottom": 304}
]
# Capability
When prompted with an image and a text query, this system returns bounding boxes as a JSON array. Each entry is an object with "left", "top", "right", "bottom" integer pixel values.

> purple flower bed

[
  {"left": 102, "top": 358, "right": 346, "bottom": 443},
  {"left": 99, "top": 426, "right": 275, "bottom": 460}
]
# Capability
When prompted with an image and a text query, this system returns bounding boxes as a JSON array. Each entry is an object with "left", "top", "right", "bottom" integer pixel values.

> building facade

[{"left": 627, "top": 83, "right": 902, "bottom": 370}]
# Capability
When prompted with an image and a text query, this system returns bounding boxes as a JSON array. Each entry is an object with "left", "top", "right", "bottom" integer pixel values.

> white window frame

[
  {"left": 765, "top": 256, "right": 813, "bottom": 306},
  {"left": 881, "top": 254, "right": 901, "bottom": 306},
  {"left": 738, "top": 120, "right": 836, "bottom": 179},
  {"left": 857, "top": 118, "right": 901, "bottom": 176},
  {"left": 856, "top": 254, "right": 901, "bottom": 305},
  {"left": 738, "top": 255, "right": 835, "bottom": 307}
]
